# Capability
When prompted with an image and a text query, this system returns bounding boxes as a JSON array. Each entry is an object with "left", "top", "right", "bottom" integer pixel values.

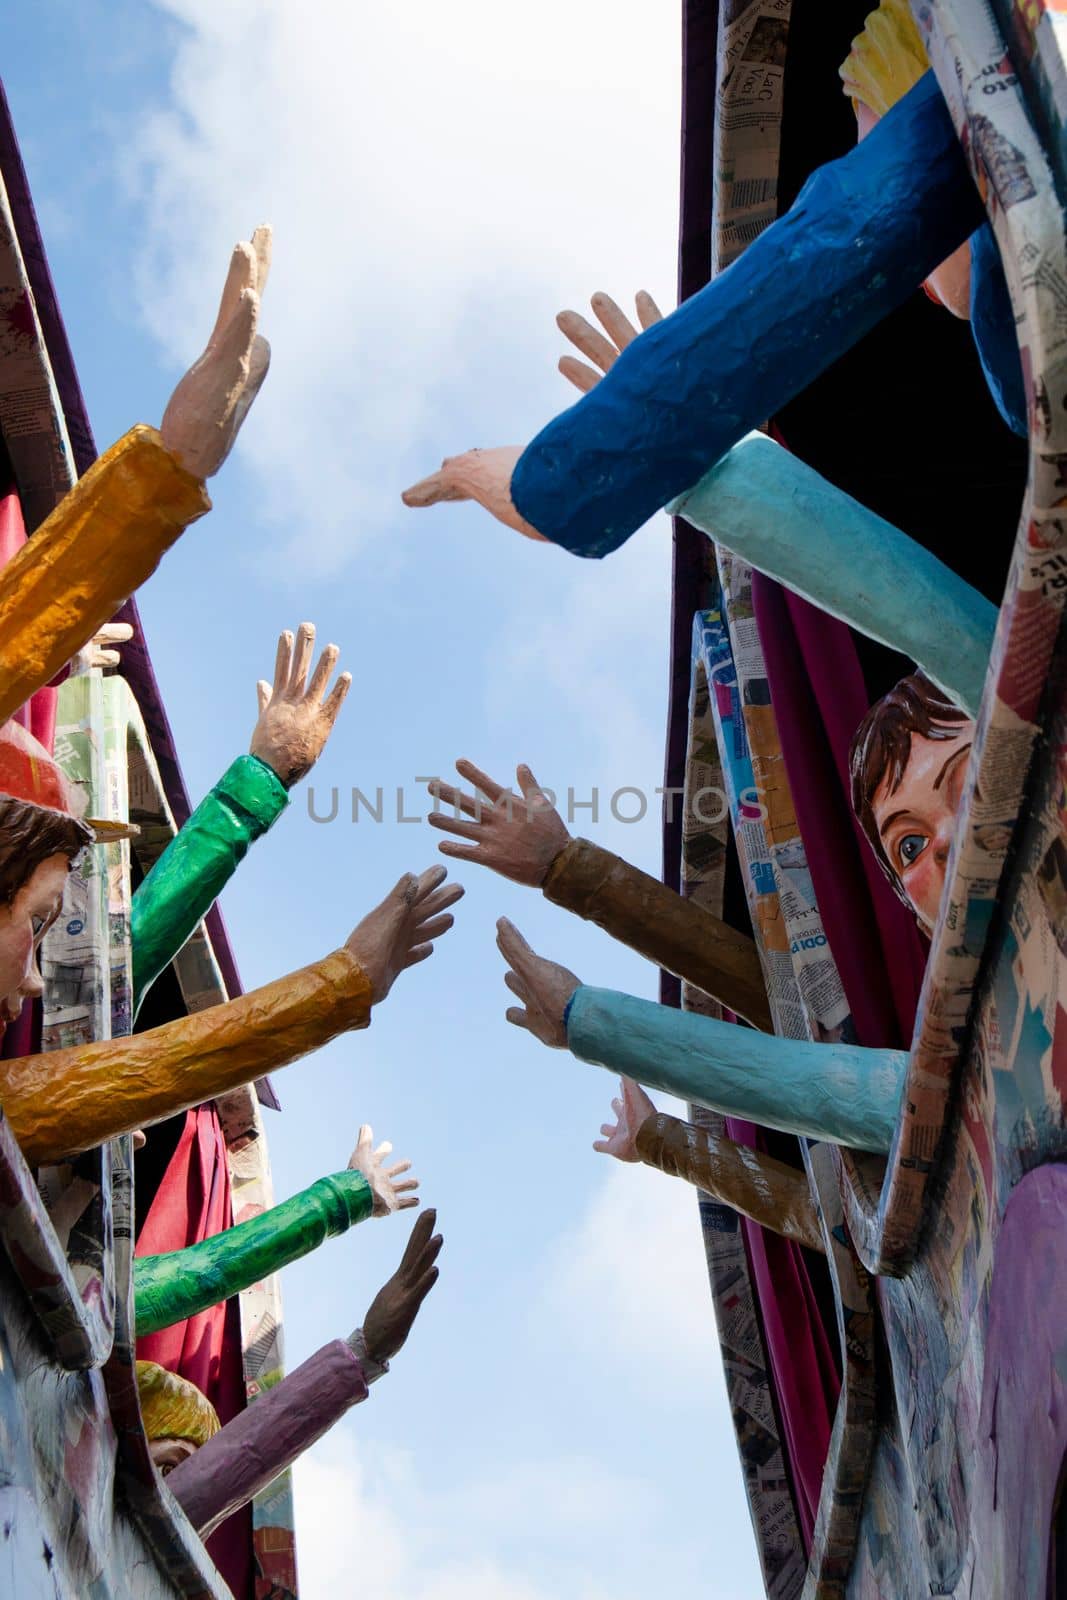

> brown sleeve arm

[
  {"left": 634, "top": 1112, "right": 824, "bottom": 1252},
  {"left": 543, "top": 837, "right": 771, "bottom": 1031},
  {"left": 0, "top": 949, "right": 372, "bottom": 1166}
]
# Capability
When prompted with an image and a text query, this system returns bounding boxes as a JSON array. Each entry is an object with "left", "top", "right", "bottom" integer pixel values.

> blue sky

[{"left": 6, "top": 3, "right": 764, "bottom": 1594}]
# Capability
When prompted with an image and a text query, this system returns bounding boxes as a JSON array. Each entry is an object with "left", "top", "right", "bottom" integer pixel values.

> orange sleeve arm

[
  {"left": 0, "top": 949, "right": 372, "bottom": 1166},
  {"left": 0, "top": 426, "right": 210, "bottom": 725}
]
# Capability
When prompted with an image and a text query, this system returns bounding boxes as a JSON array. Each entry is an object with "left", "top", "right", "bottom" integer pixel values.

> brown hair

[
  {"left": 0, "top": 794, "right": 92, "bottom": 906},
  {"left": 849, "top": 672, "right": 970, "bottom": 895}
]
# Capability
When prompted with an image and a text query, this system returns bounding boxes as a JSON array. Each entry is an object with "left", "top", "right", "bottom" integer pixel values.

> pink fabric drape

[{"left": 136, "top": 1105, "right": 252, "bottom": 1598}]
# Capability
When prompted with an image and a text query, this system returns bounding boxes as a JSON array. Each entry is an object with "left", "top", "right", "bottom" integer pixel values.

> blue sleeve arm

[
  {"left": 130, "top": 753, "right": 289, "bottom": 1015},
  {"left": 511, "top": 71, "right": 985, "bottom": 557},
  {"left": 969, "top": 221, "right": 1028, "bottom": 438},
  {"left": 670, "top": 432, "right": 998, "bottom": 717},
  {"left": 565, "top": 985, "right": 907, "bottom": 1153}
]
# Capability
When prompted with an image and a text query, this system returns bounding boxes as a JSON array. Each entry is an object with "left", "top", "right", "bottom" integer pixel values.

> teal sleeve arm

[
  {"left": 130, "top": 754, "right": 289, "bottom": 1014},
  {"left": 134, "top": 1169, "right": 374, "bottom": 1336},
  {"left": 565, "top": 985, "right": 907, "bottom": 1153}
]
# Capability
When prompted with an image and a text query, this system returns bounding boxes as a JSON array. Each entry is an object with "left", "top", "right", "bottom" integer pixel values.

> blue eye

[{"left": 898, "top": 833, "right": 928, "bottom": 867}]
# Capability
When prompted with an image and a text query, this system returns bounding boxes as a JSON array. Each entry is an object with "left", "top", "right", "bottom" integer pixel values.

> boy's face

[
  {"left": 871, "top": 723, "right": 974, "bottom": 933},
  {"left": 0, "top": 852, "right": 69, "bottom": 1035}
]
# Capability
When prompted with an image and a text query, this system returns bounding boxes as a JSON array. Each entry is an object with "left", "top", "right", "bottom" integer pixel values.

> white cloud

[{"left": 129, "top": 0, "right": 680, "bottom": 574}]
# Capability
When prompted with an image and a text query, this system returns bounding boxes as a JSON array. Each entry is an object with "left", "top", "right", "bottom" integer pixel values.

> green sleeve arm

[
  {"left": 134, "top": 1169, "right": 374, "bottom": 1335},
  {"left": 130, "top": 754, "right": 289, "bottom": 1014}
]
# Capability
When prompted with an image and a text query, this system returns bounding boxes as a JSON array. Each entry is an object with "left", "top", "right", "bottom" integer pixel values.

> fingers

[
  {"left": 504, "top": 969, "right": 527, "bottom": 1001},
  {"left": 590, "top": 291, "right": 639, "bottom": 351},
  {"left": 212, "top": 283, "right": 259, "bottom": 394},
  {"left": 209, "top": 241, "right": 257, "bottom": 348},
  {"left": 416, "top": 881, "right": 465, "bottom": 920},
  {"left": 592, "top": 1139, "right": 610, "bottom": 1153},
  {"left": 600, "top": 1122, "right": 618, "bottom": 1138},
  {"left": 559, "top": 355, "right": 602, "bottom": 394},
  {"left": 408, "top": 1265, "right": 440, "bottom": 1308},
  {"left": 400, "top": 1208, "right": 437, "bottom": 1273},
  {"left": 392, "top": 1180, "right": 419, "bottom": 1196},
  {"left": 495, "top": 916, "right": 537, "bottom": 974},
  {"left": 256, "top": 679, "right": 272, "bottom": 714},
  {"left": 398, "top": 1195, "right": 420, "bottom": 1210},
  {"left": 384, "top": 1159, "right": 412, "bottom": 1179},
  {"left": 251, "top": 224, "right": 272, "bottom": 295},
  {"left": 436, "top": 840, "right": 483, "bottom": 864},
  {"left": 515, "top": 763, "right": 546, "bottom": 802},
  {"left": 401, "top": 467, "right": 472, "bottom": 508},
  {"left": 454, "top": 759, "right": 507, "bottom": 804},
  {"left": 413, "top": 863, "right": 449, "bottom": 902},
  {"left": 556, "top": 308, "right": 618, "bottom": 374},
  {"left": 401, "top": 943, "right": 433, "bottom": 970},
  {"left": 357, "top": 1124, "right": 373, "bottom": 1152},
  {"left": 427, "top": 778, "right": 485, "bottom": 821},
  {"left": 505, "top": 1005, "right": 532, "bottom": 1031},
  {"left": 290, "top": 621, "right": 316, "bottom": 697},
  {"left": 413, "top": 912, "right": 455, "bottom": 942},
  {"left": 372, "top": 1139, "right": 393, "bottom": 1159},
  {"left": 95, "top": 623, "right": 134, "bottom": 644},
  {"left": 306, "top": 641, "right": 340, "bottom": 703},
  {"left": 272, "top": 629, "right": 294, "bottom": 697},
  {"left": 635, "top": 290, "right": 664, "bottom": 328},
  {"left": 322, "top": 671, "right": 353, "bottom": 726},
  {"left": 427, "top": 812, "right": 481, "bottom": 843}
]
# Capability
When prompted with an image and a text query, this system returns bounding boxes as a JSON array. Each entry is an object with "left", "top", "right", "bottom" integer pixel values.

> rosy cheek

[{"left": 902, "top": 850, "right": 943, "bottom": 920}]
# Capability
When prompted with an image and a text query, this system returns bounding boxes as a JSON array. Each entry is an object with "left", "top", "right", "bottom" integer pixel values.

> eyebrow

[
  {"left": 878, "top": 742, "right": 975, "bottom": 844},
  {"left": 932, "top": 741, "right": 972, "bottom": 793}
]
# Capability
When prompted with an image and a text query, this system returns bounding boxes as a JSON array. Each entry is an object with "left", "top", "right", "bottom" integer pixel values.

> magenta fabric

[
  {"left": 750, "top": 572, "right": 927, "bottom": 1046},
  {"left": 135, "top": 1105, "right": 252, "bottom": 1598}
]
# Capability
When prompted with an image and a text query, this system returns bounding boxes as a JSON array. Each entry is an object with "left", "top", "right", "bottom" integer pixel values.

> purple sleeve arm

[{"left": 165, "top": 1338, "right": 368, "bottom": 1539}]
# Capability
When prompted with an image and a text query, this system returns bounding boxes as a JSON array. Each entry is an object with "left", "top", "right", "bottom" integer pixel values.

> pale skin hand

[
  {"left": 160, "top": 225, "right": 272, "bottom": 480},
  {"left": 250, "top": 621, "right": 352, "bottom": 787},
  {"left": 69, "top": 621, "right": 135, "bottom": 675},
  {"left": 592, "top": 1076, "right": 657, "bottom": 1163},
  {"left": 348, "top": 1123, "right": 419, "bottom": 1217},
  {"left": 496, "top": 917, "right": 579, "bottom": 1049},
  {"left": 556, "top": 290, "right": 664, "bottom": 394},
  {"left": 360, "top": 1207, "right": 443, "bottom": 1365},
  {"left": 344, "top": 865, "right": 464, "bottom": 1004},
  {"left": 426, "top": 760, "right": 570, "bottom": 888},
  {"left": 401, "top": 446, "right": 546, "bottom": 540}
]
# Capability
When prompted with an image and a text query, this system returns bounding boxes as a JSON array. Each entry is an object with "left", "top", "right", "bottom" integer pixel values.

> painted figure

[
  {"left": 0, "top": 227, "right": 273, "bottom": 725},
  {"left": 136, "top": 1360, "right": 222, "bottom": 1477},
  {"left": 131, "top": 619, "right": 351, "bottom": 1015},
  {"left": 163, "top": 1210, "right": 442, "bottom": 1540},
  {"left": 426, "top": 759, "right": 769, "bottom": 1030},
  {"left": 134, "top": 1124, "right": 418, "bottom": 1334},
  {"left": 485, "top": 672, "right": 972, "bottom": 1156},
  {"left": 0, "top": 722, "right": 462, "bottom": 1165}
]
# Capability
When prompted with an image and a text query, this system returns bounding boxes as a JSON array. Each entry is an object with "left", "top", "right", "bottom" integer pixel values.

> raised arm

[
  {"left": 165, "top": 1210, "right": 442, "bottom": 1539},
  {"left": 427, "top": 760, "right": 770, "bottom": 1030},
  {"left": 131, "top": 621, "right": 351, "bottom": 1013},
  {"left": 0, "top": 867, "right": 461, "bottom": 1165},
  {"left": 497, "top": 919, "right": 906, "bottom": 1154},
  {"left": 135, "top": 1124, "right": 417, "bottom": 1333},
  {"left": 0, "top": 229, "right": 272, "bottom": 724},
  {"left": 403, "top": 74, "right": 983, "bottom": 556}
]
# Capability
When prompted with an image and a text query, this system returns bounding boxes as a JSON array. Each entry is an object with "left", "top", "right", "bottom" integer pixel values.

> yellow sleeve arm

[
  {"left": 0, "top": 949, "right": 372, "bottom": 1166},
  {"left": 0, "top": 426, "right": 210, "bottom": 724}
]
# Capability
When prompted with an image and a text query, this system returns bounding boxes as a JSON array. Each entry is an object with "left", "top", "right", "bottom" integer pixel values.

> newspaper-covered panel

[{"left": 714, "top": 0, "right": 792, "bottom": 272}]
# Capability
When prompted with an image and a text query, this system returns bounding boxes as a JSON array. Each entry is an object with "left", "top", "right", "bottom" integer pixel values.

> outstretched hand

[
  {"left": 592, "top": 1077, "right": 656, "bottom": 1163},
  {"left": 160, "top": 225, "right": 272, "bottom": 480},
  {"left": 345, "top": 865, "right": 464, "bottom": 1004},
  {"left": 362, "top": 1207, "right": 443, "bottom": 1366},
  {"left": 427, "top": 760, "right": 569, "bottom": 887},
  {"left": 69, "top": 621, "right": 135, "bottom": 675},
  {"left": 250, "top": 621, "right": 352, "bottom": 786},
  {"left": 348, "top": 1123, "right": 419, "bottom": 1216},
  {"left": 557, "top": 290, "right": 664, "bottom": 394},
  {"left": 401, "top": 446, "right": 548, "bottom": 541},
  {"left": 496, "top": 917, "right": 579, "bottom": 1049}
]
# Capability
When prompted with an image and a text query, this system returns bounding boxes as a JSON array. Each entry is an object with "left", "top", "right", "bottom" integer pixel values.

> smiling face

[
  {"left": 0, "top": 852, "right": 70, "bottom": 1030},
  {"left": 870, "top": 724, "right": 974, "bottom": 933}
]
